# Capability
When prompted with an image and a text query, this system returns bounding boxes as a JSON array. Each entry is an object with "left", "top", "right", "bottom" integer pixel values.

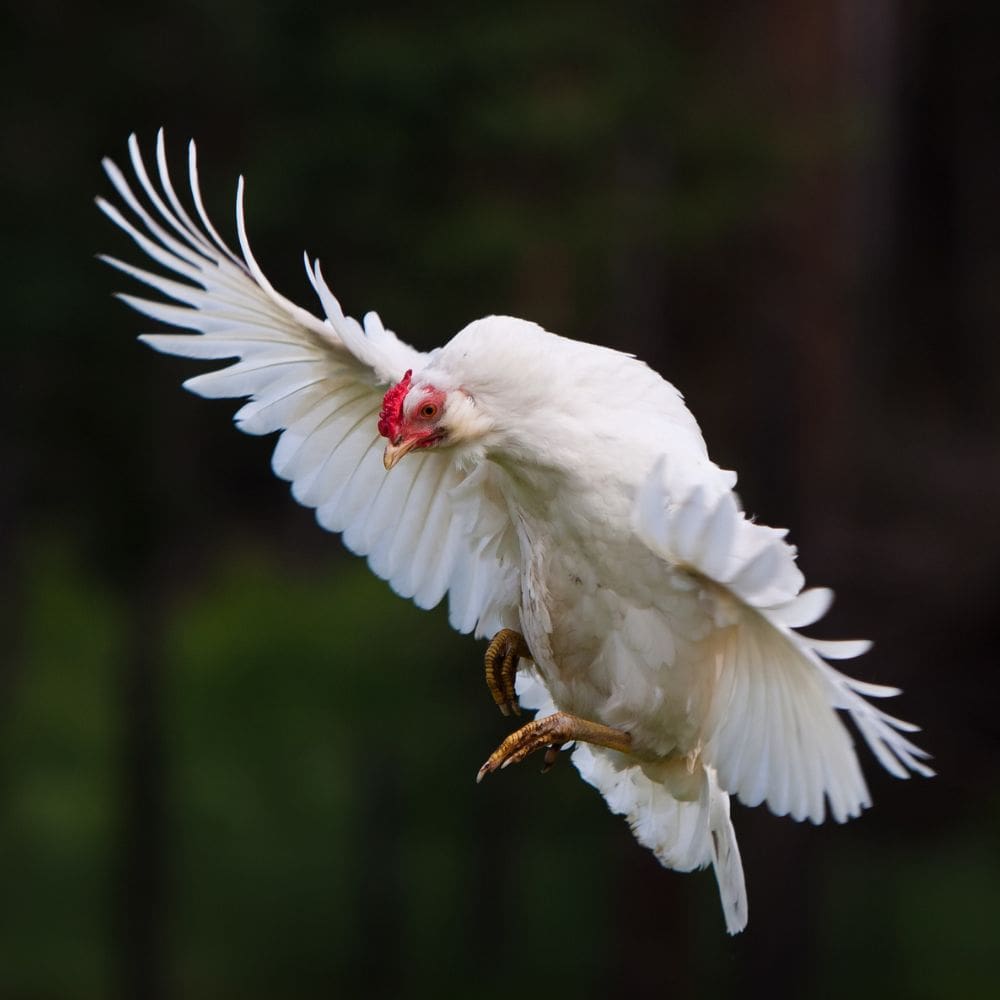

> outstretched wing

[
  {"left": 634, "top": 456, "right": 933, "bottom": 825},
  {"left": 99, "top": 131, "right": 519, "bottom": 638}
]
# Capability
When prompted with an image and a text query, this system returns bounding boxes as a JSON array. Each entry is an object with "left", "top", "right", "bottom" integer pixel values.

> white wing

[
  {"left": 634, "top": 456, "right": 934, "bottom": 825},
  {"left": 99, "top": 131, "right": 519, "bottom": 638}
]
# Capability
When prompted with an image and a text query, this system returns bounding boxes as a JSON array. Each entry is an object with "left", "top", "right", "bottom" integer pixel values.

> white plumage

[{"left": 99, "top": 132, "right": 933, "bottom": 935}]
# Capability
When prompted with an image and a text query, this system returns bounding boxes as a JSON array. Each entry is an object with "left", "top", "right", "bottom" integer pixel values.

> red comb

[{"left": 377, "top": 369, "right": 413, "bottom": 440}]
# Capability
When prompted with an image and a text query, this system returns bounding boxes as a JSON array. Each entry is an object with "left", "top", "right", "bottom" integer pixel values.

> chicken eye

[{"left": 419, "top": 402, "right": 439, "bottom": 420}]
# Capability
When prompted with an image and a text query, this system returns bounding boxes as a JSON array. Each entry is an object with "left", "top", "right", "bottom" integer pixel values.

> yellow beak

[{"left": 383, "top": 438, "right": 420, "bottom": 470}]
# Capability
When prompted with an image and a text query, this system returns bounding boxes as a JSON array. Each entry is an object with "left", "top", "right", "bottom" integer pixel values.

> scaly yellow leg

[
  {"left": 483, "top": 628, "right": 532, "bottom": 717},
  {"left": 476, "top": 712, "right": 632, "bottom": 783}
]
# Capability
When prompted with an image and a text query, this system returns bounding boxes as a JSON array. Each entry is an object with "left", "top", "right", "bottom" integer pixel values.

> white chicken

[{"left": 98, "top": 132, "right": 932, "bottom": 934}]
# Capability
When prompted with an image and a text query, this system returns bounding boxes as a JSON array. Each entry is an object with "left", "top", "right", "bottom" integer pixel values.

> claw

[
  {"left": 476, "top": 712, "right": 631, "bottom": 783},
  {"left": 483, "top": 629, "right": 531, "bottom": 716},
  {"left": 541, "top": 743, "right": 565, "bottom": 773}
]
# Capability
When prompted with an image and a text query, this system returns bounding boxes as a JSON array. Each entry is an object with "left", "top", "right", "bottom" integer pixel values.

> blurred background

[{"left": 3, "top": 2, "right": 998, "bottom": 997}]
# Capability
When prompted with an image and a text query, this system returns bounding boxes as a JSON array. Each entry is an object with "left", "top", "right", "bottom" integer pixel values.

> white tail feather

[
  {"left": 704, "top": 766, "right": 748, "bottom": 935},
  {"left": 517, "top": 672, "right": 748, "bottom": 934}
]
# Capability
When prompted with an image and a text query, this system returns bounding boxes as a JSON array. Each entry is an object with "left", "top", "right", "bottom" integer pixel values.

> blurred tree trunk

[
  {"left": 114, "top": 379, "right": 203, "bottom": 1000},
  {"left": 744, "top": 1, "right": 898, "bottom": 991},
  {"left": 119, "top": 585, "right": 168, "bottom": 1000}
]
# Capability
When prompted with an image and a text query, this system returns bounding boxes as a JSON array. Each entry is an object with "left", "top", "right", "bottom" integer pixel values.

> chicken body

[{"left": 431, "top": 318, "right": 726, "bottom": 762}]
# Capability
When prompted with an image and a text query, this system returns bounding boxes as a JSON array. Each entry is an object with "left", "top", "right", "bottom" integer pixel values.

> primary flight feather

[{"left": 99, "top": 132, "right": 932, "bottom": 934}]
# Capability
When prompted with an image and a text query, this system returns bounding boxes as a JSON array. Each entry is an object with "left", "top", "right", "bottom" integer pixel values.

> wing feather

[
  {"left": 100, "top": 132, "right": 519, "bottom": 637},
  {"left": 767, "top": 658, "right": 795, "bottom": 818},
  {"left": 383, "top": 458, "right": 445, "bottom": 593},
  {"left": 270, "top": 390, "right": 364, "bottom": 478},
  {"left": 155, "top": 130, "right": 232, "bottom": 262},
  {"left": 337, "top": 438, "right": 390, "bottom": 539},
  {"left": 233, "top": 380, "right": 331, "bottom": 435},
  {"left": 411, "top": 483, "right": 461, "bottom": 608},
  {"left": 308, "top": 421, "right": 381, "bottom": 519}
]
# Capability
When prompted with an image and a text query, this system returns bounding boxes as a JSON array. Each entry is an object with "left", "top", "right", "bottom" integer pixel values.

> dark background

[{"left": 3, "top": 2, "right": 998, "bottom": 998}]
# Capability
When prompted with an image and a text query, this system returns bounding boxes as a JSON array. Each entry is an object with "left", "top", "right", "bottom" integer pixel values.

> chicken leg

[{"left": 476, "top": 712, "right": 632, "bottom": 783}]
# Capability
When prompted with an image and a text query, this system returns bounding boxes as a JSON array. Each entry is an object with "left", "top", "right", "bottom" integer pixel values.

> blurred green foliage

[{"left": 0, "top": 540, "right": 118, "bottom": 995}]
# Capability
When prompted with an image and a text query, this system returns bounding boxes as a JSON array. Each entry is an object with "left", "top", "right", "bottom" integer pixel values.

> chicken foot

[
  {"left": 483, "top": 628, "right": 532, "bottom": 717},
  {"left": 476, "top": 712, "right": 632, "bottom": 783}
]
